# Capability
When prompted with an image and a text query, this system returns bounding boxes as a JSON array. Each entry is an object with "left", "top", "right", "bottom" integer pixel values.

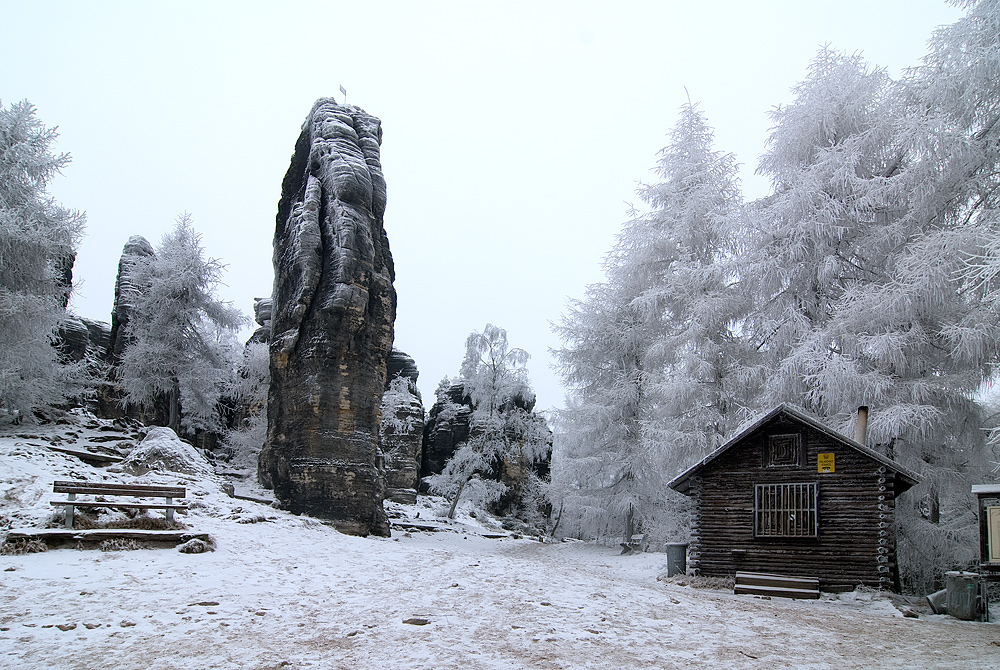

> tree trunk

[
  {"left": 447, "top": 477, "right": 470, "bottom": 520},
  {"left": 549, "top": 501, "right": 565, "bottom": 538},
  {"left": 623, "top": 505, "right": 635, "bottom": 546},
  {"left": 168, "top": 381, "right": 181, "bottom": 434}
]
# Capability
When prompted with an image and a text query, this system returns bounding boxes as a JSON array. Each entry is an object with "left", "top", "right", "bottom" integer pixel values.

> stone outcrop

[
  {"left": 259, "top": 99, "right": 396, "bottom": 537},
  {"left": 107, "top": 236, "right": 154, "bottom": 364},
  {"left": 97, "top": 236, "right": 167, "bottom": 423},
  {"left": 421, "top": 379, "right": 552, "bottom": 517},
  {"left": 56, "top": 315, "right": 110, "bottom": 364},
  {"left": 247, "top": 297, "right": 272, "bottom": 345},
  {"left": 421, "top": 381, "right": 473, "bottom": 479},
  {"left": 380, "top": 349, "right": 424, "bottom": 504}
]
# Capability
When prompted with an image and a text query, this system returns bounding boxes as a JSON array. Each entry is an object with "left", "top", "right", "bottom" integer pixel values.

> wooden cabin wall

[{"left": 689, "top": 419, "right": 899, "bottom": 590}]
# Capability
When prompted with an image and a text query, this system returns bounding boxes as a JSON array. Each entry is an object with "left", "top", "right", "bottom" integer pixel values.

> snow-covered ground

[{"left": 2, "top": 412, "right": 999, "bottom": 669}]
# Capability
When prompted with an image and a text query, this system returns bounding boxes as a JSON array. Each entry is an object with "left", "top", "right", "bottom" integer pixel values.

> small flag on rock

[{"left": 339, "top": 85, "right": 347, "bottom": 104}]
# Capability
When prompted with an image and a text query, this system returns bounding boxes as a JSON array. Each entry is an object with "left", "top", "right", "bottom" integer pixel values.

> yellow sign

[{"left": 817, "top": 453, "right": 835, "bottom": 473}]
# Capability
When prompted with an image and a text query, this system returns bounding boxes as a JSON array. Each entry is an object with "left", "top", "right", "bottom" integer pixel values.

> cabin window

[
  {"left": 754, "top": 482, "right": 818, "bottom": 538},
  {"left": 766, "top": 433, "right": 802, "bottom": 467}
]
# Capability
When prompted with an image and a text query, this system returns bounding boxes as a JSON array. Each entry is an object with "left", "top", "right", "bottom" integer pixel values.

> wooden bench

[
  {"left": 735, "top": 571, "right": 820, "bottom": 599},
  {"left": 50, "top": 480, "right": 187, "bottom": 529}
]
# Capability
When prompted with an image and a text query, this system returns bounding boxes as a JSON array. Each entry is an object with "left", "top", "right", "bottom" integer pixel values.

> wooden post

[
  {"left": 165, "top": 497, "right": 174, "bottom": 524},
  {"left": 65, "top": 492, "right": 76, "bottom": 529}
]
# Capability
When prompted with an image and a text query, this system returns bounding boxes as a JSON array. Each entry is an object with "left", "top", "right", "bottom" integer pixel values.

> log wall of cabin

[{"left": 689, "top": 418, "right": 900, "bottom": 590}]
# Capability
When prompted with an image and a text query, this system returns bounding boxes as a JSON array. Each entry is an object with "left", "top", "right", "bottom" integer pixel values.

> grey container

[
  {"left": 945, "top": 571, "right": 982, "bottom": 621},
  {"left": 665, "top": 543, "right": 688, "bottom": 577},
  {"left": 925, "top": 588, "right": 947, "bottom": 615}
]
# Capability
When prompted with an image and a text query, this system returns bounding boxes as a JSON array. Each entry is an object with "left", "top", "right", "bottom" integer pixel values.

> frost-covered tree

[
  {"left": 741, "top": 48, "right": 914, "bottom": 418},
  {"left": 619, "top": 101, "right": 752, "bottom": 468},
  {"left": 219, "top": 341, "right": 269, "bottom": 471},
  {"left": 428, "top": 324, "right": 550, "bottom": 519},
  {"left": 552, "top": 102, "right": 749, "bottom": 544},
  {"left": 741, "top": 42, "right": 1000, "bottom": 591},
  {"left": 0, "top": 100, "right": 86, "bottom": 420},
  {"left": 118, "top": 214, "right": 246, "bottom": 433},
  {"left": 553, "top": 252, "right": 660, "bottom": 543}
]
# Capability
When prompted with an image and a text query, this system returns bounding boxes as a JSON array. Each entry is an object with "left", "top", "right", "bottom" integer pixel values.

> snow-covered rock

[{"left": 121, "top": 427, "right": 211, "bottom": 476}]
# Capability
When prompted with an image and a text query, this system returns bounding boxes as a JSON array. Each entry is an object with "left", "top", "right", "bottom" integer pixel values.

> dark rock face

[
  {"left": 97, "top": 236, "right": 167, "bottom": 423},
  {"left": 56, "top": 315, "right": 111, "bottom": 364},
  {"left": 107, "top": 236, "right": 154, "bottom": 364},
  {"left": 380, "top": 349, "right": 424, "bottom": 504},
  {"left": 259, "top": 99, "right": 396, "bottom": 537},
  {"left": 421, "top": 382, "right": 473, "bottom": 479},
  {"left": 82, "top": 318, "right": 111, "bottom": 357}
]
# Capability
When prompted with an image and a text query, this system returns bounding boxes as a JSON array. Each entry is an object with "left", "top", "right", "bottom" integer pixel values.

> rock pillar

[{"left": 259, "top": 99, "right": 395, "bottom": 536}]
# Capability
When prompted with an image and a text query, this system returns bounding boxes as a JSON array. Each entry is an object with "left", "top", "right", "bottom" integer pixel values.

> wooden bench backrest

[{"left": 53, "top": 480, "right": 186, "bottom": 498}]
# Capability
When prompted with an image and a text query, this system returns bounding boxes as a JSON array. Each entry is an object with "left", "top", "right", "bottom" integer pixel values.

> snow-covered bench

[{"left": 50, "top": 480, "right": 187, "bottom": 529}]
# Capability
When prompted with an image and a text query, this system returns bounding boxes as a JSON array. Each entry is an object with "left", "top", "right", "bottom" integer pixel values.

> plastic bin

[
  {"left": 945, "top": 571, "right": 983, "bottom": 621},
  {"left": 665, "top": 543, "right": 688, "bottom": 577}
]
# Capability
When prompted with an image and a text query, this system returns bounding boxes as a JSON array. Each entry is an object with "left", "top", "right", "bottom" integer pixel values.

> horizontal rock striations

[{"left": 259, "top": 99, "right": 396, "bottom": 536}]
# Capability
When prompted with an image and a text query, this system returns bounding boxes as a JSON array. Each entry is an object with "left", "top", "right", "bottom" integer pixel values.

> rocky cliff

[
  {"left": 259, "top": 99, "right": 396, "bottom": 536},
  {"left": 380, "top": 349, "right": 424, "bottom": 504},
  {"left": 96, "top": 236, "right": 167, "bottom": 424},
  {"left": 107, "top": 236, "right": 154, "bottom": 364}
]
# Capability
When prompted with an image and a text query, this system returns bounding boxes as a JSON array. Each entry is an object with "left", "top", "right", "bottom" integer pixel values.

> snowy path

[{"left": 3, "top": 512, "right": 999, "bottom": 670}]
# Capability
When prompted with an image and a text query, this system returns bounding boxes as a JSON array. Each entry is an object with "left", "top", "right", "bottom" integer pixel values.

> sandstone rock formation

[
  {"left": 421, "top": 381, "right": 473, "bottom": 479},
  {"left": 380, "top": 348, "right": 424, "bottom": 504},
  {"left": 421, "top": 379, "right": 552, "bottom": 518},
  {"left": 97, "top": 236, "right": 166, "bottom": 423},
  {"left": 56, "top": 315, "right": 110, "bottom": 364},
  {"left": 107, "top": 236, "right": 154, "bottom": 363},
  {"left": 259, "top": 99, "right": 396, "bottom": 536},
  {"left": 247, "top": 297, "right": 272, "bottom": 345}
]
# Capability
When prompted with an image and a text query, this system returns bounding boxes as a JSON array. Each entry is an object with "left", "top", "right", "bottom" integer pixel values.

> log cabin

[{"left": 669, "top": 404, "right": 919, "bottom": 592}]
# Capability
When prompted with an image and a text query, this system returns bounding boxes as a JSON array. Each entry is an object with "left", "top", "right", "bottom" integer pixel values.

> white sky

[{"left": 2, "top": 0, "right": 964, "bottom": 412}]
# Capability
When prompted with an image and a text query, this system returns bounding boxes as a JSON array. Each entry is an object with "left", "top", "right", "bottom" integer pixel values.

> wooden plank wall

[{"left": 689, "top": 417, "right": 900, "bottom": 590}]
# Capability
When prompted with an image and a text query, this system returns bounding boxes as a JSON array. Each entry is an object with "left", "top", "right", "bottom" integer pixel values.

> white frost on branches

[{"left": 0, "top": 100, "right": 86, "bottom": 420}]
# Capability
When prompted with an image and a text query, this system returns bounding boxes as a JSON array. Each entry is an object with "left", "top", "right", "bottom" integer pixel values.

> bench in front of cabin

[
  {"left": 50, "top": 480, "right": 187, "bottom": 529},
  {"left": 735, "top": 571, "right": 820, "bottom": 599}
]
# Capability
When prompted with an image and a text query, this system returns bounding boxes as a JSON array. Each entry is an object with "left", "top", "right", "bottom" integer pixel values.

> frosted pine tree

[
  {"left": 619, "top": 101, "right": 752, "bottom": 470},
  {"left": 552, "top": 280, "right": 652, "bottom": 542},
  {"left": 553, "top": 101, "right": 748, "bottom": 543},
  {"left": 118, "top": 214, "right": 247, "bottom": 433},
  {"left": 743, "top": 41, "right": 1000, "bottom": 590}
]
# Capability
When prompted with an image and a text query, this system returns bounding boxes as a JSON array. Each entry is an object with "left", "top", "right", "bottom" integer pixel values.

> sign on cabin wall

[
  {"left": 817, "top": 453, "right": 835, "bottom": 474},
  {"left": 990, "top": 506, "right": 1000, "bottom": 563}
]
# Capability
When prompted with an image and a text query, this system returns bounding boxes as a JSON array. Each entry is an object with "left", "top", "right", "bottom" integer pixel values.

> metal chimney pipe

[{"left": 854, "top": 406, "right": 869, "bottom": 445}]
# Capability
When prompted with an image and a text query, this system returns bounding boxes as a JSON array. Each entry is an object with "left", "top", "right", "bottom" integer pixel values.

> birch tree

[{"left": 428, "top": 324, "right": 550, "bottom": 519}]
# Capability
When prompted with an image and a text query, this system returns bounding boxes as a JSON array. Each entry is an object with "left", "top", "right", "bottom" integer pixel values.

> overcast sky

[{"left": 3, "top": 0, "right": 965, "bottom": 412}]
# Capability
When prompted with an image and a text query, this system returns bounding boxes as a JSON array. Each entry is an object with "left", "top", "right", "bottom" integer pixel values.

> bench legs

[
  {"left": 64, "top": 493, "right": 76, "bottom": 529},
  {"left": 165, "top": 497, "right": 174, "bottom": 525}
]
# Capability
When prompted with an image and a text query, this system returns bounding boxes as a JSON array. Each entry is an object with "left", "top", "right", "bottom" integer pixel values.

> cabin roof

[{"left": 668, "top": 403, "right": 921, "bottom": 495}]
